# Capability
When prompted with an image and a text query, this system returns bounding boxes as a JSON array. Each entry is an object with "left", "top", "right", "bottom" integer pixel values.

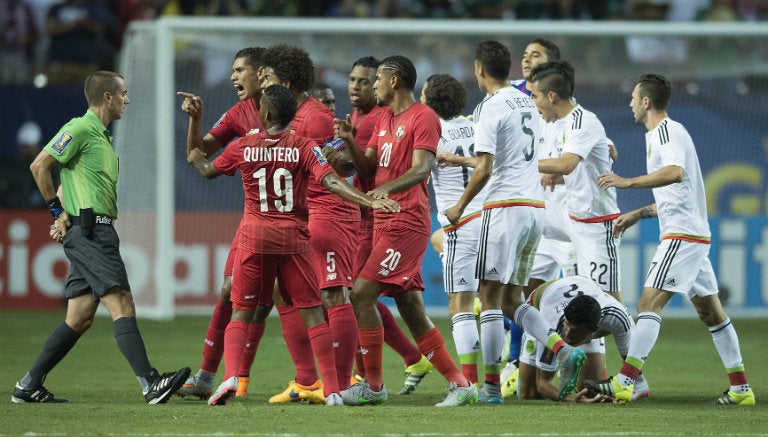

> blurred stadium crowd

[{"left": 2, "top": 1, "right": 767, "bottom": 87}]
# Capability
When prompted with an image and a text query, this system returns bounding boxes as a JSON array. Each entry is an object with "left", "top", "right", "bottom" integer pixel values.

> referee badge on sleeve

[{"left": 51, "top": 132, "right": 73, "bottom": 154}]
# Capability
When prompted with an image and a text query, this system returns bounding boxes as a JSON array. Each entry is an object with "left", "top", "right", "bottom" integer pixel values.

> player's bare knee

[
  {"left": 65, "top": 316, "right": 94, "bottom": 334},
  {"left": 219, "top": 277, "right": 232, "bottom": 301},
  {"left": 253, "top": 304, "right": 272, "bottom": 323}
]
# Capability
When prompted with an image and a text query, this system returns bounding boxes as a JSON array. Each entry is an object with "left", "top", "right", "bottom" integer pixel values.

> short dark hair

[
  {"left": 379, "top": 55, "right": 417, "bottom": 91},
  {"left": 262, "top": 44, "right": 315, "bottom": 93},
  {"left": 636, "top": 74, "right": 671, "bottom": 110},
  {"left": 424, "top": 74, "right": 466, "bottom": 120},
  {"left": 84, "top": 71, "right": 123, "bottom": 106},
  {"left": 352, "top": 56, "right": 380, "bottom": 70},
  {"left": 530, "top": 38, "right": 561, "bottom": 61},
  {"left": 312, "top": 81, "right": 331, "bottom": 93},
  {"left": 263, "top": 84, "right": 298, "bottom": 126},
  {"left": 475, "top": 40, "right": 511, "bottom": 80},
  {"left": 564, "top": 295, "right": 601, "bottom": 329},
  {"left": 234, "top": 47, "right": 265, "bottom": 70},
  {"left": 530, "top": 59, "right": 575, "bottom": 100}
]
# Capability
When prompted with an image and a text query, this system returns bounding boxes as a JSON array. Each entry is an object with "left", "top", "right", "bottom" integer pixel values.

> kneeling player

[{"left": 510, "top": 276, "right": 649, "bottom": 402}]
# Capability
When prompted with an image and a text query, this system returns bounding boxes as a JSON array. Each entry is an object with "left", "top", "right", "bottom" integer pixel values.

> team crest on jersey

[
  {"left": 245, "top": 128, "right": 260, "bottom": 136},
  {"left": 51, "top": 132, "right": 73, "bottom": 154},
  {"left": 395, "top": 125, "right": 406, "bottom": 141},
  {"left": 311, "top": 146, "right": 328, "bottom": 165}
]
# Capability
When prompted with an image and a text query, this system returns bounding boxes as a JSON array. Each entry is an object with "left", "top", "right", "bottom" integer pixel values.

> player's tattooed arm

[
  {"left": 639, "top": 205, "right": 657, "bottom": 219},
  {"left": 613, "top": 204, "right": 656, "bottom": 238}
]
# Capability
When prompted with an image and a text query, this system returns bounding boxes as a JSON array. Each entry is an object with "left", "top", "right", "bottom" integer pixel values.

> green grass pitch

[{"left": 1, "top": 310, "right": 766, "bottom": 437}]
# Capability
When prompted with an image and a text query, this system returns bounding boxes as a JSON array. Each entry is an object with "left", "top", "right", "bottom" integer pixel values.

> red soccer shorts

[
  {"left": 357, "top": 225, "right": 428, "bottom": 296},
  {"left": 309, "top": 218, "right": 359, "bottom": 289},
  {"left": 231, "top": 248, "right": 322, "bottom": 311}
]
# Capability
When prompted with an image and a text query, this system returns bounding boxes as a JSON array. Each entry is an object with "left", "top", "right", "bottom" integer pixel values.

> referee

[{"left": 14, "top": 71, "right": 189, "bottom": 404}]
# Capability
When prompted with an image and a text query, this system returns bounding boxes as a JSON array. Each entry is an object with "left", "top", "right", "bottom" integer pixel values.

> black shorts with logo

[{"left": 61, "top": 223, "right": 131, "bottom": 300}]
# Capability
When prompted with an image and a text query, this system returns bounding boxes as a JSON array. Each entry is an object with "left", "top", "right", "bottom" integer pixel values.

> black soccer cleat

[
  {"left": 11, "top": 382, "right": 68, "bottom": 403},
  {"left": 144, "top": 367, "right": 191, "bottom": 405}
]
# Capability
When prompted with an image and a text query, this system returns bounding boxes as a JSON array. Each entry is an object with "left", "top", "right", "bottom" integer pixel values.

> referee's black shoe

[
  {"left": 144, "top": 367, "right": 190, "bottom": 405},
  {"left": 11, "top": 382, "right": 68, "bottom": 403}
]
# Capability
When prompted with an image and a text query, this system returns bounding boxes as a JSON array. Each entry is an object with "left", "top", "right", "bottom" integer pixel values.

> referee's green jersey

[{"left": 44, "top": 110, "right": 119, "bottom": 218}]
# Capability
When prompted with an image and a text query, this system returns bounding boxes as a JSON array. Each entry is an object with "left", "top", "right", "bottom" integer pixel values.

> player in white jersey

[
  {"left": 515, "top": 275, "right": 648, "bottom": 402},
  {"left": 421, "top": 74, "right": 488, "bottom": 387},
  {"left": 530, "top": 60, "right": 623, "bottom": 303},
  {"left": 590, "top": 74, "right": 754, "bottom": 405},
  {"left": 446, "top": 40, "right": 586, "bottom": 403},
  {"left": 534, "top": 117, "right": 578, "bottom": 281}
]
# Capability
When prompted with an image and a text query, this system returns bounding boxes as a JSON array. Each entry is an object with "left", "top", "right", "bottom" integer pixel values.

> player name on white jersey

[
  {"left": 243, "top": 146, "right": 300, "bottom": 163},
  {"left": 505, "top": 96, "right": 537, "bottom": 110},
  {"left": 445, "top": 126, "right": 474, "bottom": 140}
]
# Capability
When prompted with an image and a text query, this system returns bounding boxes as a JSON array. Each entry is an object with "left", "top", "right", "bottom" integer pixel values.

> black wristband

[{"left": 46, "top": 197, "right": 64, "bottom": 219}]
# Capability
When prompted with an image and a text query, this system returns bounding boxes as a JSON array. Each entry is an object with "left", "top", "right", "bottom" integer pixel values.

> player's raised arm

[
  {"left": 335, "top": 115, "right": 377, "bottom": 177},
  {"left": 177, "top": 91, "right": 225, "bottom": 157}
]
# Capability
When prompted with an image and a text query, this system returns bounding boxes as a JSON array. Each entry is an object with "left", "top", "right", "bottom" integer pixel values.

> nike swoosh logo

[
  {"left": 457, "top": 392, "right": 472, "bottom": 403},
  {"left": 357, "top": 396, "right": 376, "bottom": 404}
]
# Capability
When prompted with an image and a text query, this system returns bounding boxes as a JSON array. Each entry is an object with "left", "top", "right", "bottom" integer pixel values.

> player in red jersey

[
  {"left": 259, "top": 44, "right": 362, "bottom": 403},
  {"left": 335, "top": 55, "right": 478, "bottom": 407},
  {"left": 187, "top": 85, "right": 399, "bottom": 406},
  {"left": 329, "top": 56, "right": 434, "bottom": 394},
  {"left": 175, "top": 47, "right": 271, "bottom": 399}
]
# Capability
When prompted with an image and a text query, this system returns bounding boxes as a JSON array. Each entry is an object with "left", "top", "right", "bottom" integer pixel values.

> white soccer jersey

[
  {"left": 557, "top": 105, "right": 619, "bottom": 220},
  {"left": 530, "top": 275, "right": 633, "bottom": 353},
  {"left": 646, "top": 118, "right": 710, "bottom": 241},
  {"left": 473, "top": 86, "right": 543, "bottom": 207},
  {"left": 540, "top": 119, "right": 568, "bottom": 205},
  {"left": 432, "top": 116, "right": 486, "bottom": 227}
]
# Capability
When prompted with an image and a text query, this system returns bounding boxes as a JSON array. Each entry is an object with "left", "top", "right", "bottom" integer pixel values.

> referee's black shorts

[{"left": 61, "top": 223, "right": 131, "bottom": 300}]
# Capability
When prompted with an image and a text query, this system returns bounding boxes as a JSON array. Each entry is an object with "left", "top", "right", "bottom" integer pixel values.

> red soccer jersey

[
  {"left": 208, "top": 99, "right": 265, "bottom": 145},
  {"left": 213, "top": 130, "right": 334, "bottom": 254},
  {"left": 292, "top": 95, "right": 359, "bottom": 220},
  {"left": 367, "top": 102, "right": 439, "bottom": 233},
  {"left": 352, "top": 105, "right": 387, "bottom": 230}
]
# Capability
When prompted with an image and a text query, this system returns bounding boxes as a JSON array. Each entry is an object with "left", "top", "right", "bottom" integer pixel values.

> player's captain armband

[
  {"left": 51, "top": 132, "right": 74, "bottom": 154},
  {"left": 323, "top": 138, "right": 346, "bottom": 151}
]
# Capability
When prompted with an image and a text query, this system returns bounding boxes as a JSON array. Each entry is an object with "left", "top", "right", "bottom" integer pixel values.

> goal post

[{"left": 115, "top": 18, "right": 768, "bottom": 319}]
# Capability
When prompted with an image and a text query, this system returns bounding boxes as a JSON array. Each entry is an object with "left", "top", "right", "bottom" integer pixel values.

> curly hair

[
  {"left": 424, "top": 74, "right": 466, "bottom": 120},
  {"left": 263, "top": 84, "right": 298, "bottom": 126},
  {"left": 262, "top": 44, "right": 315, "bottom": 93}
]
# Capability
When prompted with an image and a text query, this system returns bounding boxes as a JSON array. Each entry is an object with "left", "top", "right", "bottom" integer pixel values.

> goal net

[{"left": 115, "top": 17, "right": 768, "bottom": 318}]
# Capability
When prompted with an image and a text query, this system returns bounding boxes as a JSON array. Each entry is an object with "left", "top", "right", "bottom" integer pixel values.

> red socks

[
  {"left": 237, "top": 322, "right": 265, "bottom": 377},
  {"left": 379, "top": 301, "right": 421, "bottom": 367},
  {"left": 201, "top": 300, "right": 232, "bottom": 373},
  {"left": 308, "top": 323, "right": 340, "bottom": 396},
  {"left": 222, "top": 320, "right": 247, "bottom": 380},
  {"left": 326, "top": 303, "right": 358, "bottom": 390},
  {"left": 277, "top": 305, "right": 318, "bottom": 385},
  {"left": 416, "top": 327, "right": 468, "bottom": 387},
  {"left": 358, "top": 327, "right": 385, "bottom": 390}
]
